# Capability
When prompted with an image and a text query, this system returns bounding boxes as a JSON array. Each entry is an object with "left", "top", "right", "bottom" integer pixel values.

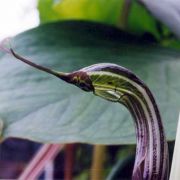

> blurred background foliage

[
  {"left": 38, "top": 0, "right": 123, "bottom": 25},
  {"left": 38, "top": 0, "right": 179, "bottom": 46}
]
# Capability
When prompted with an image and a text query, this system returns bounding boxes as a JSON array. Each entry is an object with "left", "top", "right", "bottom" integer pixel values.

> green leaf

[
  {"left": 38, "top": 0, "right": 172, "bottom": 40},
  {"left": 0, "top": 21, "right": 180, "bottom": 144},
  {"left": 38, "top": 0, "right": 123, "bottom": 25},
  {"left": 128, "top": 1, "right": 160, "bottom": 38},
  {"left": 162, "top": 39, "right": 180, "bottom": 50},
  {"left": 38, "top": 0, "right": 60, "bottom": 23}
]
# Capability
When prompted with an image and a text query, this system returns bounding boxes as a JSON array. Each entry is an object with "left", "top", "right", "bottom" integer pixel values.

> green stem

[
  {"left": 117, "top": 0, "right": 132, "bottom": 29},
  {"left": 0, "top": 119, "right": 3, "bottom": 143},
  {"left": 91, "top": 145, "right": 106, "bottom": 180}
]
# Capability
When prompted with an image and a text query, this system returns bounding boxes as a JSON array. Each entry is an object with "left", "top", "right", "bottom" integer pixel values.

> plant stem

[
  {"left": 18, "top": 144, "right": 64, "bottom": 180},
  {"left": 169, "top": 113, "right": 180, "bottom": 180},
  {"left": 91, "top": 145, "right": 106, "bottom": 180},
  {"left": 64, "top": 144, "right": 76, "bottom": 180},
  {"left": 0, "top": 119, "right": 3, "bottom": 143},
  {"left": 117, "top": 0, "right": 132, "bottom": 29}
]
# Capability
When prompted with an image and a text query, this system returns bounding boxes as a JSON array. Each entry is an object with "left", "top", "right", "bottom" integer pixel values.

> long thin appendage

[
  {"left": 0, "top": 40, "right": 67, "bottom": 79},
  {"left": 10, "top": 49, "right": 68, "bottom": 79},
  {"left": 0, "top": 39, "right": 63, "bottom": 78}
]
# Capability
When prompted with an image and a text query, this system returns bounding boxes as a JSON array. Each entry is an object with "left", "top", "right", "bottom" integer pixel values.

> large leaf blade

[{"left": 0, "top": 21, "right": 180, "bottom": 144}]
